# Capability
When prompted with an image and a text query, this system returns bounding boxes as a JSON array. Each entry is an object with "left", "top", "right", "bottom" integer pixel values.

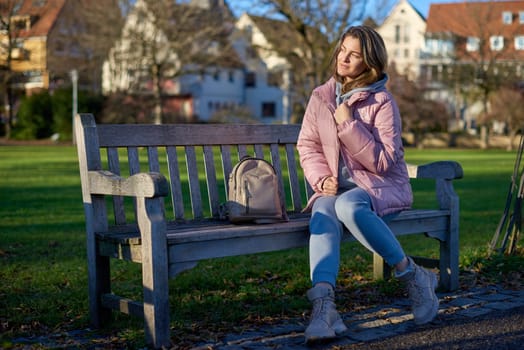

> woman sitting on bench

[{"left": 297, "top": 25, "right": 439, "bottom": 343}]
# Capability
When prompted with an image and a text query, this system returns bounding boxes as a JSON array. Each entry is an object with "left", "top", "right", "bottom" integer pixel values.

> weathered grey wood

[
  {"left": 185, "top": 146, "right": 203, "bottom": 219},
  {"left": 203, "top": 145, "right": 220, "bottom": 218},
  {"left": 89, "top": 171, "right": 169, "bottom": 198},
  {"left": 221, "top": 145, "right": 233, "bottom": 196},
  {"left": 75, "top": 114, "right": 112, "bottom": 329},
  {"left": 137, "top": 196, "right": 170, "bottom": 348},
  {"left": 285, "top": 144, "right": 302, "bottom": 212},
  {"left": 96, "top": 123, "right": 302, "bottom": 147},
  {"left": 107, "top": 147, "right": 126, "bottom": 225},
  {"left": 74, "top": 113, "right": 463, "bottom": 349},
  {"left": 166, "top": 146, "right": 184, "bottom": 220},
  {"left": 101, "top": 293, "right": 144, "bottom": 318}
]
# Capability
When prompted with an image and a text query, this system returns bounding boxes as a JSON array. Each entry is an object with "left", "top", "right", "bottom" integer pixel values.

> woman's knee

[
  {"left": 334, "top": 190, "right": 372, "bottom": 225},
  {"left": 310, "top": 210, "right": 342, "bottom": 236}
]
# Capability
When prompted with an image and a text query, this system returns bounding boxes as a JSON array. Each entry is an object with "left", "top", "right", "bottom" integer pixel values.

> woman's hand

[
  {"left": 334, "top": 103, "right": 352, "bottom": 125},
  {"left": 320, "top": 176, "right": 338, "bottom": 196}
]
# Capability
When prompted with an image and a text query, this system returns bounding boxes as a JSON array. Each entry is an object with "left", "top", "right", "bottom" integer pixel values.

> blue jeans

[{"left": 309, "top": 187, "right": 405, "bottom": 286}]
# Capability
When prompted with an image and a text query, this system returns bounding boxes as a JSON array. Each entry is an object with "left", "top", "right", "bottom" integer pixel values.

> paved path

[
  {"left": 194, "top": 285, "right": 524, "bottom": 349},
  {"left": 10, "top": 285, "right": 524, "bottom": 349}
]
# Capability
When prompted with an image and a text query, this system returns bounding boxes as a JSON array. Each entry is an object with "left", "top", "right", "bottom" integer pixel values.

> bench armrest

[
  {"left": 407, "top": 161, "right": 463, "bottom": 180},
  {"left": 88, "top": 170, "right": 169, "bottom": 198}
]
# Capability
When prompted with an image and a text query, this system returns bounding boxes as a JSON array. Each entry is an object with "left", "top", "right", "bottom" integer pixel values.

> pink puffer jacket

[{"left": 297, "top": 77, "right": 413, "bottom": 216}]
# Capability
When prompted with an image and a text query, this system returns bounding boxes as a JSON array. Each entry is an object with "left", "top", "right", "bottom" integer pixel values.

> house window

[
  {"left": 490, "top": 36, "right": 504, "bottom": 51},
  {"left": 228, "top": 71, "right": 234, "bottom": 82},
  {"left": 261, "top": 102, "right": 276, "bottom": 118},
  {"left": 245, "top": 72, "right": 256, "bottom": 87},
  {"left": 515, "top": 36, "right": 524, "bottom": 50},
  {"left": 13, "top": 19, "right": 27, "bottom": 31},
  {"left": 466, "top": 37, "right": 480, "bottom": 52},
  {"left": 520, "top": 11, "right": 524, "bottom": 24},
  {"left": 502, "top": 11, "right": 512, "bottom": 24},
  {"left": 395, "top": 25, "right": 401, "bottom": 43},
  {"left": 394, "top": 48, "right": 400, "bottom": 58},
  {"left": 213, "top": 71, "right": 220, "bottom": 81},
  {"left": 404, "top": 48, "right": 409, "bottom": 58}
]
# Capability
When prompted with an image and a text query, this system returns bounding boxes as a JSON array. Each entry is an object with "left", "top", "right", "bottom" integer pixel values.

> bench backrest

[
  {"left": 76, "top": 113, "right": 463, "bottom": 228},
  {"left": 76, "top": 113, "right": 311, "bottom": 225}
]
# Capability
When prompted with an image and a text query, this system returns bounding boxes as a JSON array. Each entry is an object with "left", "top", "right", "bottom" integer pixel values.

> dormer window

[
  {"left": 490, "top": 35, "right": 504, "bottom": 51},
  {"left": 515, "top": 36, "right": 524, "bottom": 50},
  {"left": 502, "top": 11, "right": 512, "bottom": 24},
  {"left": 466, "top": 37, "right": 480, "bottom": 52}
]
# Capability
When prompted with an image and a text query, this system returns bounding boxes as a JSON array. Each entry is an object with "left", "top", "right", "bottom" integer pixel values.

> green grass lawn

[{"left": 1, "top": 145, "right": 522, "bottom": 347}]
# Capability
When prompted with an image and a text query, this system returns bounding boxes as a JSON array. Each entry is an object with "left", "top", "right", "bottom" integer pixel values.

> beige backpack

[{"left": 227, "top": 157, "right": 288, "bottom": 224}]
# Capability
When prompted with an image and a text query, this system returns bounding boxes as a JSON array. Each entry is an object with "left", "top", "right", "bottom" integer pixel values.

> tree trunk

[{"left": 480, "top": 125, "right": 489, "bottom": 149}]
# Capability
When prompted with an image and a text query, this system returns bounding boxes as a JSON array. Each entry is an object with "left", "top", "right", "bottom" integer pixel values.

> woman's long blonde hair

[{"left": 332, "top": 26, "right": 388, "bottom": 94}]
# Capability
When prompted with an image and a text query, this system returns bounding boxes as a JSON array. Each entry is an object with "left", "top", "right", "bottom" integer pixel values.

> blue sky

[
  {"left": 230, "top": 0, "right": 468, "bottom": 23},
  {"left": 370, "top": 0, "right": 468, "bottom": 20},
  {"left": 400, "top": 0, "right": 464, "bottom": 17}
]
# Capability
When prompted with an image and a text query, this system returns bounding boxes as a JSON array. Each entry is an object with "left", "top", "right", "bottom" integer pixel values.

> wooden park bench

[{"left": 74, "top": 113, "right": 463, "bottom": 348}]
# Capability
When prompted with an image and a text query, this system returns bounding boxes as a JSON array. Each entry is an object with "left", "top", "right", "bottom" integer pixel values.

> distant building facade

[
  {"left": 0, "top": 0, "right": 119, "bottom": 94},
  {"left": 102, "top": 0, "right": 298, "bottom": 124},
  {"left": 377, "top": 0, "right": 426, "bottom": 81},
  {"left": 421, "top": 1, "right": 524, "bottom": 130}
]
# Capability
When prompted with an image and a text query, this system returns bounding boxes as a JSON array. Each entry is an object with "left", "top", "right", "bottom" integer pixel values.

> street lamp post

[{"left": 70, "top": 69, "right": 78, "bottom": 144}]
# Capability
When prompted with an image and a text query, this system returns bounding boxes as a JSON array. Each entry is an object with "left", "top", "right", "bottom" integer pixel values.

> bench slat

[
  {"left": 107, "top": 147, "right": 126, "bottom": 225},
  {"left": 203, "top": 145, "right": 220, "bottom": 218},
  {"left": 220, "top": 145, "right": 233, "bottom": 196},
  {"left": 254, "top": 144, "right": 264, "bottom": 158},
  {"left": 96, "top": 124, "right": 302, "bottom": 147},
  {"left": 285, "top": 144, "right": 303, "bottom": 211},
  {"left": 185, "top": 145, "right": 203, "bottom": 219},
  {"left": 166, "top": 146, "right": 185, "bottom": 220}
]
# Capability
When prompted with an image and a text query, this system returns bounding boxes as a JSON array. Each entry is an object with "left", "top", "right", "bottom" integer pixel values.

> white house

[
  {"left": 101, "top": 0, "right": 294, "bottom": 124},
  {"left": 234, "top": 13, "right": 294, "bottom": 124},
  {"left": 377, "top": 0, "right": 426, "bottom": 81}
]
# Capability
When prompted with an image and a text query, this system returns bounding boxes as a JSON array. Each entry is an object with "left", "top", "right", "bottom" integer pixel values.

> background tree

[
  {"left": 388, "top": 65, "right": 450, "bottom": 147},
  {"left": 0, "top": 0, "right": 25, "bottom": 138},
  {"left": 46, "top": 0, "right": 127, "bottom": 92},
  {"left": 482, "top": 86, "right": 524, "bottom": 151},
  {"left": 104, "top": 0, "right": 239, "bottom": 124}
]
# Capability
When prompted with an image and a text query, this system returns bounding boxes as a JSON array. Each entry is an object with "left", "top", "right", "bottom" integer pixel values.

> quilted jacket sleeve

[
  {"left": 337, "top": 92, "right": 404, "bottom": 175},
  {"left": 297, "top": 93, "right": 334, "bottom": 193}
]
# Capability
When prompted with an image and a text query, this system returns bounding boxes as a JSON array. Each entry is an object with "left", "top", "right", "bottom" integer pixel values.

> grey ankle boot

[
  {"left": 304, "top": 284, "right": 348, "bottom": 342},
  {"left": 397, "top": 257, "right": 439, "bottom": 325}
]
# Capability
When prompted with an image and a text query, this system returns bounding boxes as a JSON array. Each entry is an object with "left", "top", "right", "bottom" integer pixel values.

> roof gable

[{"left": 6, "top": 0, "right": 66, "bottom": 37}]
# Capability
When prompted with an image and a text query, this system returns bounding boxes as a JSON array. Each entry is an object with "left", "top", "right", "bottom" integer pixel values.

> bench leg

[
  {"left": 138, "top": 197, "right": 170, "bottom": 348},
  {"left": 85, "top": 204, "right": 112, "bottom": 328},
  {"left": 439, "top": 232, "right": 459, "bottom": 291},
  {"left": 373, "top": 253, "right": 392, "bottom": 281}
]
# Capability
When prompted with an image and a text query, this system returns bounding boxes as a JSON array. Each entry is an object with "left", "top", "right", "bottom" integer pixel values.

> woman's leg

[
  {"left": 306, "top": 195, "right": 347, "bottom": 341},
  {"left": 334, "top": 188, "right": 439, "bottom": 325},
  {"left": 334, "top": 188, "right": 405, "bottom": 266},
  {"left": 309, "top": 195, "right": 344, "bottom": 286}
]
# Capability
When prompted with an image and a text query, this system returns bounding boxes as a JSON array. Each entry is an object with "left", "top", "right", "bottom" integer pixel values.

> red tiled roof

[
  {"left": 426, "top": 1, "right": 524, "bottom": 37},
  {"left": 5, "top": 0, "right": 66, "bottom": 37},
  {"left": 426, "top": 1, "right": 524, "bottom": 60}
]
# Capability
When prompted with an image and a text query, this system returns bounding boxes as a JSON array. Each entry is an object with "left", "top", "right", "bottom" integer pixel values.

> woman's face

[{"left": 336, "top": 35, "right": 367, "bottom": 81}]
